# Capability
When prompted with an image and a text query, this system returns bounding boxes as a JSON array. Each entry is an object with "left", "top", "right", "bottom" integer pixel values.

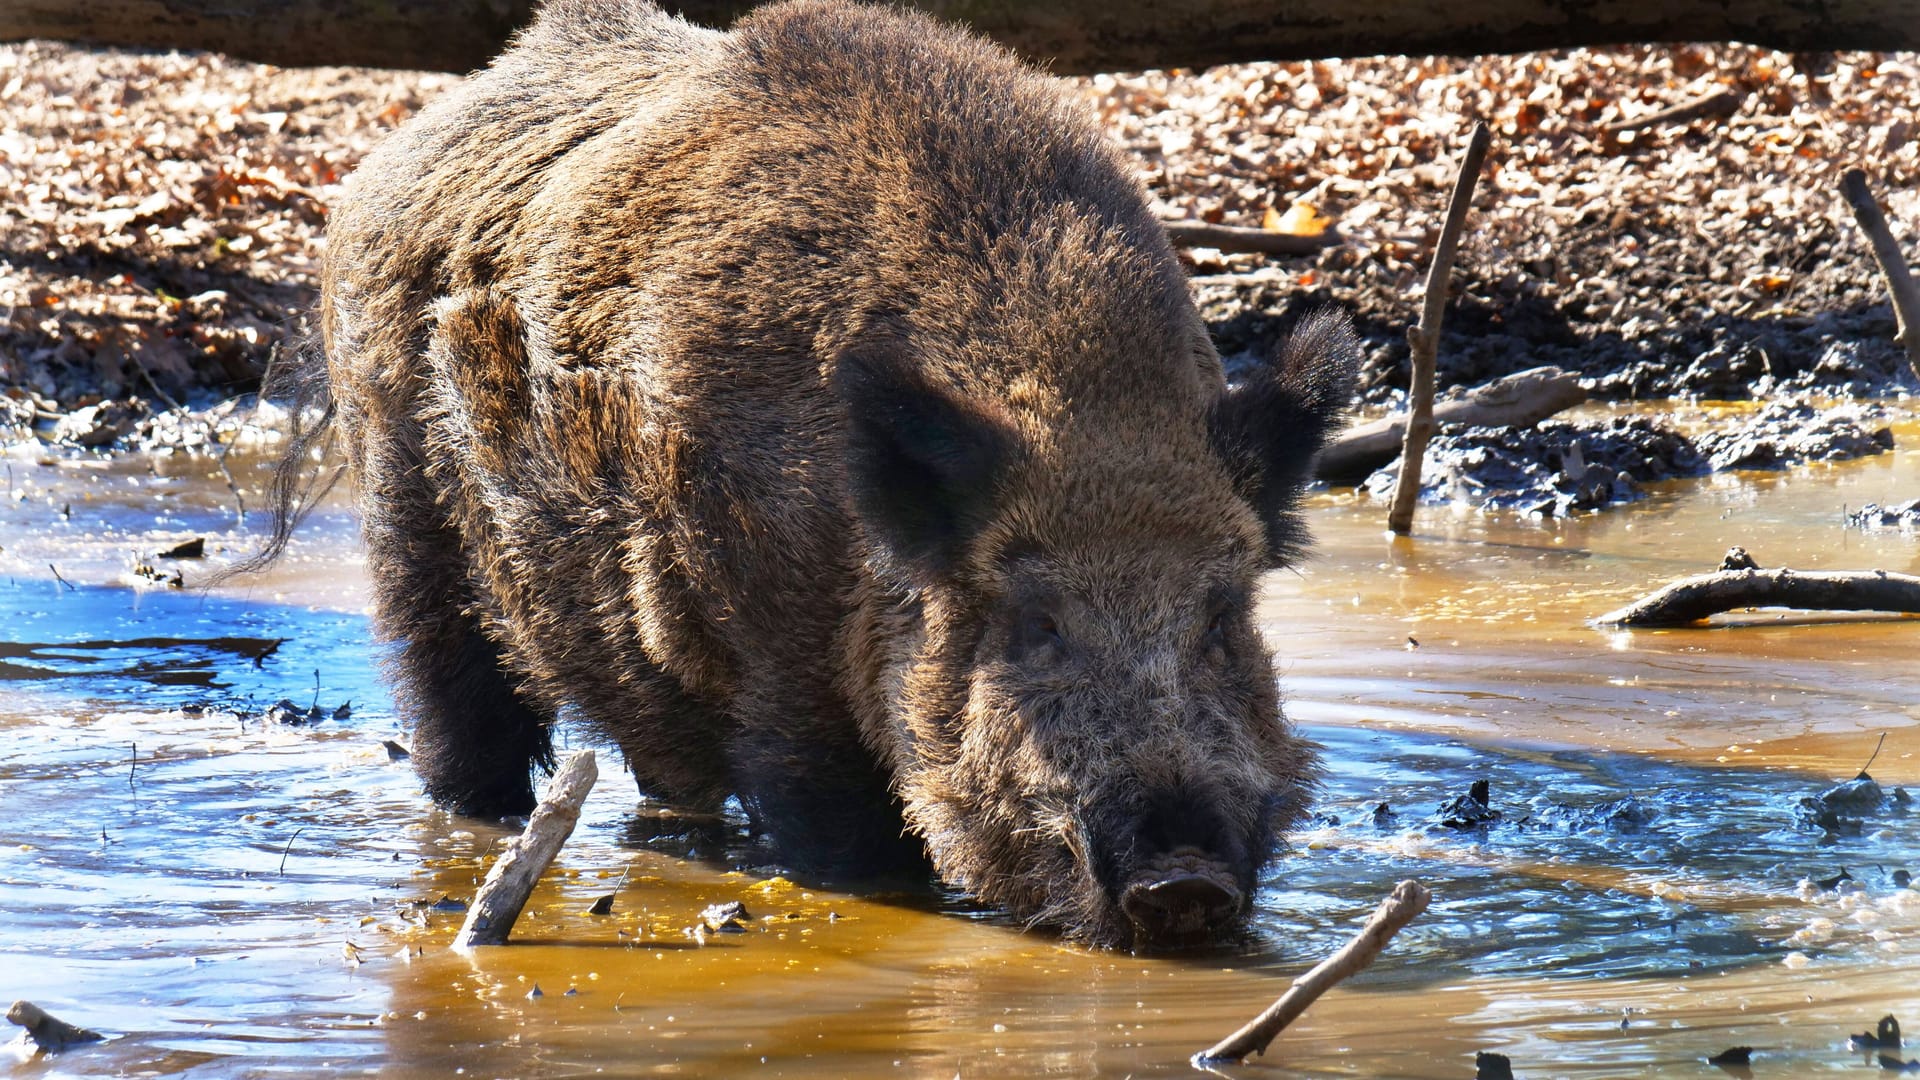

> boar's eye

[{"left": 1011, "top": 608, "right": 1066, "bottom": 661}]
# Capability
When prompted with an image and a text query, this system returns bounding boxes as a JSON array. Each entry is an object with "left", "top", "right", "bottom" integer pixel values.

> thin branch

[
  {"left": 1388, "top": 123, "right": 1491, "bottom": 535},
  {"left": 1602, "top": 87, "right": 1746, "bottom": 134},
  {"left": 1595, "top": 567, "right": 1920, "bottom": 627},
  {"left": 1194, "top": 880, "right": 1432, "bottom": 1065},
  {"left": 1160, "top": 219, "right": 1338, "bottom": 257},
  {"left": 1841, "top": 168, "right": 1920, "bottom": 381},
  {"left": 456, "top": 750, "right": 599, "bottom": 948}
]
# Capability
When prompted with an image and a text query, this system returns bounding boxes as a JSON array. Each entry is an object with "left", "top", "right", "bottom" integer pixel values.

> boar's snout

[
  {"left": 1099, "top": 787, "right": 1258, "bottom": 948},
  {"left": 1121, "top": 865, "right": 1244, "bottom": 945}
]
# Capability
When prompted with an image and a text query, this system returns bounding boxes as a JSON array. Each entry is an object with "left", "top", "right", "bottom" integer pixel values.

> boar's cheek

[
  {"left": 835, "top": 345, "right": 1016, "bottom": 581},
  {"left": 1208, "top": 308, "right": 1359, "bottom": 565}
]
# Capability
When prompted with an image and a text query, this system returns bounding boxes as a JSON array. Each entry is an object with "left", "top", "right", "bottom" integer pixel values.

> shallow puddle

[{"left": 2, "top": 406, "right": 1917, "bottom": 1077}]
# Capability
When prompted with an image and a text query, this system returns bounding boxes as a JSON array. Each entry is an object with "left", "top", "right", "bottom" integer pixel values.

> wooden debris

[
  {"left": 7, "top": 1000, "right": 103, "bottom": 1051},
  {"left": 1841, "top": 168, "right": 1920, "bottom": 380},
  {"left": 1595, "top": 567, "right": 1920, "bottom": 627},
  {"left": 1194, "top": 879, "right": 1431, "bottom": 1065},
  {"left": 1315, "top": 365, "right": 1587, "bottom": 485},
  {"left": 1160, "top": 219, "right": 1338, "bottom": 256},
  {"left": 455, "top": 750, "right": 599, "bottom": 948},
  {"left": 1389, "top": 123, "right": 1491, "bottom": 535},
  {"left": 1603, "top": 88, "right": 1746, "bottom": 134}
]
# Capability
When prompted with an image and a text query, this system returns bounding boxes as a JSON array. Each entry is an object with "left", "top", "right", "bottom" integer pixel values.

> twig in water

[
  {"left": 1195, "top": 880, "right": 1431, "bottom": 1065},
  {"left": 1388, "top": 123, "right": 1491, "bottom": 535},
  {"left": 1841, "top": 168, "right": 1920, "bottom": 380},
  {"left": 279, "top": 826, "right": 307, "bottom": 875},
  {"left": 49, "top": 563, "right": 76, "bottom": 592},
  {"left": 128, "top": 742, "right": 136, "bottom": 791},
  {"left": 1595, "top": 567, "right": 1920, "bottom": 627},
  {"left": 457, "top": 751, "right": 599, "bottom": 948},
  {"left": 1861, "top": 732, "right": 1887, "bottom": 776}
]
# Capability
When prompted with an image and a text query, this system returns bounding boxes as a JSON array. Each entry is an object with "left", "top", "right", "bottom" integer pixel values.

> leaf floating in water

[
  {"left": 1792, "top": 795, "right": 1864, "bottom": 837},
  {"left": 1706, "top": 1046, "right": 1753, "bottom": 1065},
  {"left": 526, "top": 984, "right": 543, "bottom": 1000},
  {"left": 1475, "top": 1050, "right": 1516, "bottom": 1079},
  {"left": 700, "top": 901, "right": 750, "bottom": 933},
  {"left": 6, "top": 1000, "right": 104, "bottom": 1051},
  {"left": 564, "top": 986, "right": 579, "bottom": 996},
  {"left": 1814, "top": 867, "right": 1854, "bottom": 891},
  {"left": 586, "top": 893, "right": 615, "bottom": 916},
  {"left": 382, "top": 740, "right": 411, "bottom": 761},
  {"left": 156, "top": 537, "right": 205, "bottom": 559},
  {"left": 1852, "top": 1015, "right": 1903, "bottom": 1050}
]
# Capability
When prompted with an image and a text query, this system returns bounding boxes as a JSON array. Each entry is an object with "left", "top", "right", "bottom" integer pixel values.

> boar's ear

[
  {"left": 1209, "top": 309, "right": 1358, "bottom": 566},
  {"left": 835, "top": 344, "right": 1014, "bottom": 580}
]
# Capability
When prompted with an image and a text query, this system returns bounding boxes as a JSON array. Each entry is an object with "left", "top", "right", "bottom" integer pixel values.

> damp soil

[{"left": 3, "top": 409, "right": 1917, "bottom": 1078}]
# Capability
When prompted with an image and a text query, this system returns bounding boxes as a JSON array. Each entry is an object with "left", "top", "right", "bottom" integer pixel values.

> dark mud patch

[
  {"left": 1356, "top": 400, "right": 1895, "bottom": 516},
  {"left": 1361, "top": 416, "right": 1707, "bottom": 516},
  {"left": 1845, "top": 498, "right": 1920, "bottom": 532}
]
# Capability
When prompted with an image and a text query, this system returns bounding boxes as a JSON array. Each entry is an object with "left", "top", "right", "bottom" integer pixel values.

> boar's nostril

[{"left": 1120, "top": 872, "right": 1242, "bottom": 945}]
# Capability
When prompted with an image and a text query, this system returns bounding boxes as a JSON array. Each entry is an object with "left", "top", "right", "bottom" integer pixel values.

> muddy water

[{"left": 2, "top": 406, "right": 1917, "bottom": 1078}]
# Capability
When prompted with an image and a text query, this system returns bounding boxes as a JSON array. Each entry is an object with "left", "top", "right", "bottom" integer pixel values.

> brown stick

[
  {"left": 1194, "top": 880, "right": 1432, "bottom": 1065},
  {"left": 455, "top": 750, "right": 598, "bottom": 948},
  {"left": 8, "top": 1001, "right": 104, "bottom": 1051},
  {"left": 1160, "top": 220, "right": 1339, "bottom": 257},
  {"left": 1595, "top": 568, "right": 1920, "bottom": 627},
  {"left": 1388, "top": 123, "right": 1491, "bottom": 535},
  {"left": 1602, "top": 87, "right": 1746, "bottom": 133},
  {"left": 1316, "top": 365, "right": 1587, "bottom": 486},
  {"left": 1841, "top": 168, "right": 1920, "bottom": 381}
]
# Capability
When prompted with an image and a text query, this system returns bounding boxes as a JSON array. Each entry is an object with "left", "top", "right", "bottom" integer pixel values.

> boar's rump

[{"left": 304, "top": 0, "right": 1357, "bottom": 949}]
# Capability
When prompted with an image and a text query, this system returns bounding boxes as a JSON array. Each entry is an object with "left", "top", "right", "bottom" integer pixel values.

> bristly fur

[
  {"left": 306, "top": 0, "right": 1355, "bottom": 946},
  {"left": 207, "top": 331, "right": 341, "bottom": 584}
]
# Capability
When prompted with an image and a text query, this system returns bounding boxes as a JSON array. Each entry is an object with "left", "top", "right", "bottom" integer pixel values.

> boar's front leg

[
  {"left": 729, "top": 674, "right": 927, "bottom": 877},
  {"left": 357, "top": 421, "right": 558, "bottom": 817}
]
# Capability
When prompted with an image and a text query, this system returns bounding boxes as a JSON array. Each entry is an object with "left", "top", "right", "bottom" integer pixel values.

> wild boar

[{"left": 299, "top": 0, "right": 1356, "bottom": 948}]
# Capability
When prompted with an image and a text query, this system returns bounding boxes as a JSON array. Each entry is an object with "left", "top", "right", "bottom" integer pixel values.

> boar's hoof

[{"left": 1121, "top": 872, "right": 1243, "bottom": 945}]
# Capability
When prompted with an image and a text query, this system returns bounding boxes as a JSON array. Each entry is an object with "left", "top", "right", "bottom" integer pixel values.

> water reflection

[{"left": 1, "top": 419, "right": 1917, "bottom": 1076}]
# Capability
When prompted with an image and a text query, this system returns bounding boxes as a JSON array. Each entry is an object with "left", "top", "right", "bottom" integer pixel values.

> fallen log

[
  {"left": 1595, "top": 568, "right": 1920, "bottom": 627},
  {"left": 9, "top": 0, "right": 1918, "bottom": 78},
  {"left": 455, "top": 750, "right": 598, "bottom": 949},
  {"left": 7, "top": 1001, "right": 103, "bottom": 1051},
  {"left": 1160, "top": 220, "right": 1337, "bottom": 257},
  {"left": 1194, "top": 879, "right": 1431, "bottom": 1065},
  {"left": 1315, "top": 366, "right": 1588, "bottom": 486}
]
